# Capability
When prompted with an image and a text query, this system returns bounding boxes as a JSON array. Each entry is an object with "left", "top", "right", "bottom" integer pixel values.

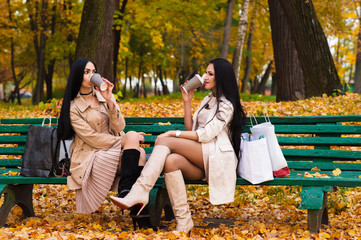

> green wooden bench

[{"left": 1, "top": 115, "right": 361, "bottom": 233}]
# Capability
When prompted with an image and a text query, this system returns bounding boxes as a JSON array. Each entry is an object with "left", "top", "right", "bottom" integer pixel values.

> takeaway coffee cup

[
  {"left": 90, "top": 73, "right": 108, "bottom": 91},
  {"left": 182, "top": 74, "right": 204, "bottom": 93}
]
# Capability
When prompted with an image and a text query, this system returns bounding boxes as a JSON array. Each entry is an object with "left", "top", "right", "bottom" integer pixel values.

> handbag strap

[
  {"left": 50, "top": 128, "right": 60, "bottom": 173},
  {"left": 62, "top": 139, "right": 69, "bottom": 159}
]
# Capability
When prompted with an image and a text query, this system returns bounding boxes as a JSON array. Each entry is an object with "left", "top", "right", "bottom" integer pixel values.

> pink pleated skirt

[{"left": 75, "top": 140, "right": 122, "bottom": 214}]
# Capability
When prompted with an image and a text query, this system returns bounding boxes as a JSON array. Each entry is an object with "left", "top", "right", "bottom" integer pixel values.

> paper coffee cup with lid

[
  {"left": 182, "top": 74, "right": 204, "bottom": 93},
  {"left": 90, "top": 73, "right": 108, "bottom": 91}
]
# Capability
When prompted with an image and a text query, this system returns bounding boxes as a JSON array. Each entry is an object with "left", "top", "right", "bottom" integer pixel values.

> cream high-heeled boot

[
  {"left": 164, "top": 170, "right": 194, "bottom": 234},
  {"left": 110, "top": 145, "right": 170, "bottom": 215}
]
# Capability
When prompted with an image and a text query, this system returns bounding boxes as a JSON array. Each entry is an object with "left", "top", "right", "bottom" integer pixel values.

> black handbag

[{"left": 20, "top": 119, "right": 60, "bottom": 177}]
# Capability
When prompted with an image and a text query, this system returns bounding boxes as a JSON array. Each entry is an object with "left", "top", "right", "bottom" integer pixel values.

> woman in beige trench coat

[
  {"left": 110, "top": 58, "right": 247, "bottom": 234},
  {"left": 57, "top": 59, "right": 150, "bottom": 225}
]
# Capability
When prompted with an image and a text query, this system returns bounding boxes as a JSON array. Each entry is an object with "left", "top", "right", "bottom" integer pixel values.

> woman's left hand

[
  {"left": 155, "top": 131, "right": 176, "bottom": 144},
  {"left": 138, "top": 132, "right": 146, "bottom": 143},
  {"left": 97, "top": 78, "right": 115, "bottom": 108}
]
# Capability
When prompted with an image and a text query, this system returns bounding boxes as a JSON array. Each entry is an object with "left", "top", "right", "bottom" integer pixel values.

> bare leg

[
  {"left": 157, "top": 137, "right": 204, "bottom": 180},
  {"left": 121, "top": 131, "right": 146, "bottom": 166},
  {"left": 164, "top": 153, "right": 204, "bottom": 180}
]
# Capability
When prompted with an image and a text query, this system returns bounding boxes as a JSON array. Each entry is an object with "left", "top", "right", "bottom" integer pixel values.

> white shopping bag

[
  {"left": 237, "top": 133, "right": 274, "bottom": 184},
  {"left": 250, "top": 114, "right": 290, "bottom": 178}
]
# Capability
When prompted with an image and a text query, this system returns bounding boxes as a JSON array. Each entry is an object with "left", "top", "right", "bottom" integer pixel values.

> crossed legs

[{"left": 156, "top": 137, "right": 205, "bottom": 180}]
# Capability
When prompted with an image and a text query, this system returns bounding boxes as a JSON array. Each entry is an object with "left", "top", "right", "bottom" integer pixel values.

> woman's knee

[
  {"left": 122, "top": 131, "right": 140, "bottom": 149},
  {"left": 164, "top": 154, "right": 180, "bottom": 172},
  {"left": 156, "top": 136, "right": 172, "bottom": 147},
  {"left": 124, "top": 131, "right": 139, "bottom": 142}
]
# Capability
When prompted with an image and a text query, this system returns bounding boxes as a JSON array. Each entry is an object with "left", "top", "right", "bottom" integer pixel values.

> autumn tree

[
  {"left": 276, "top": 0, "right": 343, "bottom": 98},
  {"left": 75, "top": 0, "right": 119, "bottom": 82},
  {"left": 233, "top": 0, "right": 250, "bottom": 85},
  {"left": 353, "top": 0, "right": 361, "bottom": 93},
  {"left": 112, "top": 0, "right": 128, "bottom": 92},
  {"left": 268, "top": 0, "right": 305, "bottom": 101},
  {"left": 220, "top": 0, "right": 235, "bottom": 58}
]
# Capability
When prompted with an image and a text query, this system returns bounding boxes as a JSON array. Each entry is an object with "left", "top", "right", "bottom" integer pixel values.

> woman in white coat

[{"left": 110, "top": 58, "right": 246, "bottom": 234}]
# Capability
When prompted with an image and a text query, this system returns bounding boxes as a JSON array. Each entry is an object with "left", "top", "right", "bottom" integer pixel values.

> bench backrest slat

[{"left": 1, "top": 116, "right": 361, "bottom": 173}]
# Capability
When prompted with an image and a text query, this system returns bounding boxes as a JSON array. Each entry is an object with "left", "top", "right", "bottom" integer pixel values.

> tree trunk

[
  {"left": 232, "top": 0, "right": 250, "bottom": 86},
  {"left": 135, "top": 57, "right": 142, "bottom": 98},
  {"left": 8, "top": 0, "right": 21, "bottom": 105},
  {"left": 142, "top": 75, "right": 146, "bottom": 98},
  {"left": 27, "top": 0, "right": 48, "bottom": 105},
  {"left": 250, "top": 76, "right": 258, "bottom": 94},
  {"left": 240, "top": 21, "right": 254, "bottom": 93},
  {"left": 271, "top": 72, "right": 277, "bottom": 95},
  {"left": 278, "top": 0, "right": 342, "bottom": 97},
  {"left": 123, "top": 57, "right": 128, "bottom": 98},
  {"left": 113, "top": 0, "right": 126, "bottom": 92},
  {"left": 220, "top": 0, "right": 235, "bottom": 58},
  {"left": 157, "top": 65, "right": 169, "bottom": 95},
  {"left": 269, "top": 0, "right": 305, "bottom": 101},
  {"left": 64, "top": 0, "right": 74, "bottom": 69},
  {"left": 174, "top": 31, "right": 184, "bottom": 93},
  {"left": 75, "top": 0, "right": 117, "bottom": 82},
  {"left": 45, "top": 3, "right": 57, "bottom": 101},
  {"left": 256, "top": 60, "right": 273, "bottom": 94},
  {"left": 354, "top": 18, "right": 361, "bottom": 93}
]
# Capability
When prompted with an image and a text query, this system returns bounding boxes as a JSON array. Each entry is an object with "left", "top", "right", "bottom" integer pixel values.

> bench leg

[
  {"left": 307, "top": 192, "right": 329, "bottom": 233},
  {"left": 148, "top": 187, "right": 175, "bottom": 227},
  {"left": 0, "top": 184, "right": 34, "bottom": 227}
]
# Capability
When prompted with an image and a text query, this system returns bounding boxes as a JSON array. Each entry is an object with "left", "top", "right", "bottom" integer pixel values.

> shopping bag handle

[
  {"left": 42, "top": 115, "right": 52, "bottom": 127},
  {"left": 263, "top": 109, "right": 270, "bottom": 122},
  {"left": 249, "top": 113, "right": 258, "bottom": 126}
]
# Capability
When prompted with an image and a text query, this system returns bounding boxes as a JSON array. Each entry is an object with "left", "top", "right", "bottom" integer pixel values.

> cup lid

[{"left": 195, "top": 74, "right": 204, "bottom": 83}]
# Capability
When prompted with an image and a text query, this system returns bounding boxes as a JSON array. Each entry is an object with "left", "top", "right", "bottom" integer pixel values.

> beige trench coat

[
  {"left": 192, "top": 94, "right": 238, "bottom": 205},
  {"left": 67, "top": 90, "right": 125, "bottom": 190}
]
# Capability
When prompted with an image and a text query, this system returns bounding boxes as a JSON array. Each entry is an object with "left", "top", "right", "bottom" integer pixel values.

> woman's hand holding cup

[{"left": 181, "top": 81, "right": 196, "bottom": 103}]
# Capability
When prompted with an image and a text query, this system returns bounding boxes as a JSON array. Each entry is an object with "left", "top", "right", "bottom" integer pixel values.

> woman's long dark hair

[
  {"left": 57, "top": 58, "right": 95, "bottom": 140},
  {"left": 210, "top": 58, "right": 246, "bottom": 159}
]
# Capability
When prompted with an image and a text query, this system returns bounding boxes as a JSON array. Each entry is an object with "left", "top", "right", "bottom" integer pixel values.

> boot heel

[
  {"left": 110, "top": 195, "right": 146, "bottom": 216},
  {"left": 135, "top": 204, "right": 146, "bottom": 216}
]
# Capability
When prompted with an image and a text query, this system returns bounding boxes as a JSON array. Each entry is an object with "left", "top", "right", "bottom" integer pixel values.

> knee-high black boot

[{"left": 118, "top": 149, "right": 140, "bottom": 198}]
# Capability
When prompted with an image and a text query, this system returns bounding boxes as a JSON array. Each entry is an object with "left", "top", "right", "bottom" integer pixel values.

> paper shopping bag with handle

[
  {"left": 20, "top": 116, "right": 60, "bottom": 177},
  {"left": 250, "top": 113, "right": 290, "bottom": 178},
  {"left": 237, "top": 133, "right": 274, "bottom": 184}
]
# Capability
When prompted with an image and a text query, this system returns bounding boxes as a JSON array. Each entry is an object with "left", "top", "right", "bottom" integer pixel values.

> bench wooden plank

[
  {"left": 0, "top": 124, "right": 186, "bottom": 134},
  {"left": 278, "top": 136, "right": 361, "bottom": 146},
  {"left": 0, "top": 117, "right": 185, "bottom": 125},
  {"left": 274, "top": 125, "right": 361, "bottom": 134},
  {"left": 287, "top": 162, "right": 361, "bottom": 171},
  {"left": 0, "top": 135, "right": 27, "bottom": 144},
  {"left": 0, "top": 146, "right": 25, "bottom": 155},
  {"left": 4, "top": 135, "right": 361, "bottom": 146},
  {"left": 282, "top": 149, "right": 361, "bottom": 159}
]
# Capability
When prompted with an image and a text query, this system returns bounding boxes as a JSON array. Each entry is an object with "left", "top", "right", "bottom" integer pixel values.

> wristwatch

[{"left": 175, "top": 130, "right": 181, "bottom": 138}]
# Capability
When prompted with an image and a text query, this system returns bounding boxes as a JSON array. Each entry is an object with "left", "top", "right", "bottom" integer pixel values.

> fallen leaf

[{"left": 332, "top": 168, "right": 342, "bottom": 176}]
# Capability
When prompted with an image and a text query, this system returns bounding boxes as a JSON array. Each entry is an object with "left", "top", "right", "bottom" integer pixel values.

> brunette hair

[
  {"left": 210, "top": 58, "right": 246, "bottom": 158},
  {"left": 57, "top": 58, "right": 96, "bottom": 140}
]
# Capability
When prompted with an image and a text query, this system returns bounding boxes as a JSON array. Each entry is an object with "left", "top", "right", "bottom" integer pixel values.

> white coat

[{"left": 192, "top": 94, "right": 238, "bottom": 205}]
